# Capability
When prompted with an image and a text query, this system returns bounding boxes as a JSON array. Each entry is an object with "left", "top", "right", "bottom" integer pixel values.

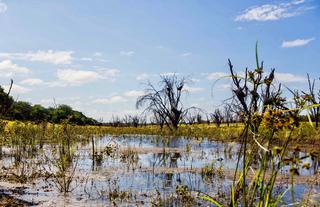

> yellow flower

[
  {"left": 289, "top": 166, "right": 300, "bottom": 176},
  {"left": 302, "top": 163, "right": 311, "bottom": 170},
  {"left": 273, "top": 146, "right": 282, "bottom": 155}
]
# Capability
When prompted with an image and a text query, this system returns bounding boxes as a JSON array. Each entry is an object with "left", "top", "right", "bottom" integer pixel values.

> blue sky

[{"left": 0, "top": 0, "right": 319, "bottom": 121}]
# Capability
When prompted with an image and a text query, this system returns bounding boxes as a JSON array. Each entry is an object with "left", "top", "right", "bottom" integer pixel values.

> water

[{"left": 0, "top": 135, "right": 319, "bottom": 206}]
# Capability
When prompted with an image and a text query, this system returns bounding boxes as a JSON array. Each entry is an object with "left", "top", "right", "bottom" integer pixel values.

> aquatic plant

[{"left": 201, "top": 43, "right": 316, "bottom": 206}]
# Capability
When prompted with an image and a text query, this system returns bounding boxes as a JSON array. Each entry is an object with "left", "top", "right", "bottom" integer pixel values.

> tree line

[{"left": 0, "top": 82, "right": 98, "bottom": 125}]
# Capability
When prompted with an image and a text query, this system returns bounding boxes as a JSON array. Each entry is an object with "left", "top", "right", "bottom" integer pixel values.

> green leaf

[
  {"left": 272, "top": 188, "right": 288, "bottom": 206},
  {"left": 306, "top": 110, "right": 314, "bottom": 128},
  {"left": 200, "top": 195, "right": 223, "bottom": 207},
  {"left": 253, "top": 135, "right": 268, "bottom": 152},
  {"left": 231, "top": 183, "right": 236, "bottom": 206}
]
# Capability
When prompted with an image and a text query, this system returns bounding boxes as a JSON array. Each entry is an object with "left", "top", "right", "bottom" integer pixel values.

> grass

[{"left": 1, "top": 120, "right": 320, "bottom": 147}]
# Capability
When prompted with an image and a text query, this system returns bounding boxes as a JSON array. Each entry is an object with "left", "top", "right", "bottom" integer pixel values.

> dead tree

[
  {"left": 205, "top": 113, "right": 211, "bottom": 125},
  {"left": 184, "top": 111, "right": 197, "bottom": 125},
  {"left": 130, "top": 115, "right": 140, "bottom": 127},
  {"left": 196, "top": 113, "right": 203, "bottom": 124},
  {"left": 183, "top": 107, "right": 205, "bottom": 125},
  {"left": 223, "top": 104, "right": 234, "bottom": 126},
  {"left": 122, "top": 114, "right": 131, "bottom": 127},
  {"left": 110, "top": 115, "right": 122, "bottom": 127},
  {"left": 211, "top": 109, "right": 223, "bottom": 127},
  {"left": 136, "top": 75, "right": 190, "bottom": 130},
  {"left": 152, "top": 109, "right": 165, "bottom": 129}
]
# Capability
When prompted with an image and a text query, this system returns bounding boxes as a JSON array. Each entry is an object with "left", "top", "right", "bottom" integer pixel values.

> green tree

[
  {"left": 1, "top": 82, "right": 98, "bottom": 125},
  {"left": 8, "top": 101, "right": 33, "bottom": 121},
  {"left": 49, "top": 105, "right": 73, "bottom": 123},
  {"left": 0, "top": 85, "right": 14, "bottom": 117},
  {"left": 31, "top": 104, "right": 49, "bottom": 122}
]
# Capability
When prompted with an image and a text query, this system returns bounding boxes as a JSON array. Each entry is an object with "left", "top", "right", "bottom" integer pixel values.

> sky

[{"left": 0, "top": 0, "right": 319, "bottom": 121}]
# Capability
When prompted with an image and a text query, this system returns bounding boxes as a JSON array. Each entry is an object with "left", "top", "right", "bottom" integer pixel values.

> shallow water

[{"left": 0, "top": 135, "right": 319, "bottom": 206}]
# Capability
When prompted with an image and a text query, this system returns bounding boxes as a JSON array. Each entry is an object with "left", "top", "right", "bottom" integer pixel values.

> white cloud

[
  {"left": 136, "top": 72, "right": 177, "bottom": 81},
  {"left": 190, "top": 78, "right": 200, "bottom": 82},
  {"left": 46, "top": 81, "right": 67, "bottom": 88},
  {"left": 93, "top": 52, "right": 102, "bottom": 57},
  {"left": 180, "top": 52, "right": 192, "bottom": 57},
  {"left": 40, "top": 98, "right": 54, "bottom": 106},
  {"left": 80, "top": 57, "right": 93, "bottom": 61},
  {"left": 20, "top": 78, "right": 44, "bottom": 86},
  {"left": 40, "top": 97, "right": 81, "bottom": 107},
  {"left": 93, "top": 96, "right": 127, "bottom": 104},
  {"left": 0, "top": 0, "right": 7, "bottom": 13},
  {"left": 78, "top": 52, "right": 107, "bottom": 62},
  {"left": 56, "top": 68, "right": 120, "bottom": 86},
  {"left": 281, "top": 38, "right": 315, "bottom": 48},
  {"left": 120, "top": 51, "right": 135, "bottom": 56},
  {"left": 27, "top": 50, "right": 73, "bottom": 64},
  {"left": 57, "top": 69, "right": 99, "bottom": 85},
  {"left": 136, "top": 73, "right": 150, "bottom": 81},
  {"left": 235, "top": 0, "right": 311, "bottom": 21},
  {"left": 124, "top": 90, "right": 145, "bottom": 97},
  {"left": 216, "top": 83, "right": 231, "bottom": 91},
  {"left": 0, "top": 50, "right": 73, "bottom": 64},
  {"left": 3, "top": 84, "right": 31, "bottom": 94},
  {"left": 207, "top": 72, "right": 229, "bottom": 80},
  {"left": 160, "top": 72, "right": 178, "bottom": 76},
  {"left": 275, "top": 72, "right": 306, "bottom": 83},
  {"left": 0, "top": 60, "right": 30, "bottom": 76},
  {"left": 97, "top": 68, "right": 120, "bottom": 80},
  {"left": 183, "top": 85, "right": 205, "bottom": 93}
]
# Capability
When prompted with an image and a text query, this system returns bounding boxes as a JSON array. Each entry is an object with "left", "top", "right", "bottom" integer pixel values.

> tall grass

[{"left": 201, "top": 44, "right": 317, "bottom": 206}]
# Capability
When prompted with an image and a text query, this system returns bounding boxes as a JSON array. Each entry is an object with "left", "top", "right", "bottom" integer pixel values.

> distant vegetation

[{"left": 0, "top": 83, "right": 98, "bottom": 125}]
